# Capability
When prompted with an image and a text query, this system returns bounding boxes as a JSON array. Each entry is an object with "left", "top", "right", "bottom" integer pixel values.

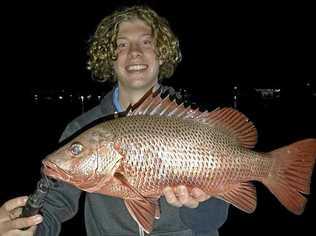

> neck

[{"left": 118, "top": 83, "right": 159, "bottom": 110}]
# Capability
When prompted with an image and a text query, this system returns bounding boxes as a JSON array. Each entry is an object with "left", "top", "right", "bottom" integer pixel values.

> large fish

[{"left": 42, "top": 89, "right": 316, "bottom": 233}]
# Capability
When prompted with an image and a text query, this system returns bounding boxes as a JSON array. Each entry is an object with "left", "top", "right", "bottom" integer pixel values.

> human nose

[{"left": 128, "top": 42, "right": 142, "bottom": 58}]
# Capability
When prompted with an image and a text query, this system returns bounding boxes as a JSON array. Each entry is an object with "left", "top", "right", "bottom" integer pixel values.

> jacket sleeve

[
  {"left": 179, "top": 198, "right": 229, "bottom": 234},
  {"left": 35, "top": 181, "right": 81, "bottom": 236},
  {"left": 35, "top": 121, "right": 83, "bottom": 236}
]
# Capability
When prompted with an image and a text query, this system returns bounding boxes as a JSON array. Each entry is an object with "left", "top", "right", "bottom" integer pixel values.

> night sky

[{"left": 2, "top": 1, "right": 315, "bottom": 235}]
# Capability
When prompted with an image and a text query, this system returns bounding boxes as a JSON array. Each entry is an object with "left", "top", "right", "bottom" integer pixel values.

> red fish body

[
  {"left": 42, "top": 90, "right": 316, "bottom": 233},
  {"left": 98, "top": 115, "right": 268, "bottom": 196}
]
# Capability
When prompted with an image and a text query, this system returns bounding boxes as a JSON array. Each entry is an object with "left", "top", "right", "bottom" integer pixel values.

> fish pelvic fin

[
  {"left": 124, "top": 198, "right": 159, "bottom": 234},
  {"left": 114, "top": 172, "right": 159, "bottom": 234},
  {"left": 263, "top": 138, "right": 316, "bottom": 215},
  {"left": 128, "top": 87, "right": 257, "bottom": 148},
  {"left": 217, "top": 182, "right": 257, "bottom": 213}
]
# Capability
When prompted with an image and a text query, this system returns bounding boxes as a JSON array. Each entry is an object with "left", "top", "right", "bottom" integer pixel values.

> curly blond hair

[{"left": 87, "top": 5, "right": 182, "bottom": 83}]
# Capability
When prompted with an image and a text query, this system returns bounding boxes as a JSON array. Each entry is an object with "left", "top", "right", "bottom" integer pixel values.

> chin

[
  {"left": 128, "top": 75, "right": 157, "bottom": 86},
  {"left": 126, "top": 79, "right": 153, "bottom": 89}
]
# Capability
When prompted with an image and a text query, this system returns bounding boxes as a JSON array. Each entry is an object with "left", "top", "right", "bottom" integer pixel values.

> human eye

[
  {"left": 144, "top": 39, "right": 152, "bottom": 45},
  {"left": 117, "top": 40, "right": 128, "bottom": 49},
  {"left": 142, "top": 37, "right": 153, "bottom": 47}
]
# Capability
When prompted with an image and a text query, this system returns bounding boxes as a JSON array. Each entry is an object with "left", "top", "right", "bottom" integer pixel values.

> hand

[
  {"left": 0, "top": 196, "right": 42, "bottom": 236},
  {"left": 163, "top": 185, "right": 211, "bottom": 208}
]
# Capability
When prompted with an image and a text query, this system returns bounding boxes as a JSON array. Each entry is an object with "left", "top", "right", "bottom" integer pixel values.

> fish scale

[
  {"left": 105, "top": 115, "right": 268, "bottom": 196},
  {"left": 42, "top": 89, "right": 316, "bottom": 234}
]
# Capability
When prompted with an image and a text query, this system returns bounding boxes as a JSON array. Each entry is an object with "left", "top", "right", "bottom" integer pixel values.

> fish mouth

[
  {"left": 42, "top": 160, "right": 96, "bottom": 188},
  {"left": 42, "top": 160, "right": 73, "bottom": 183}
]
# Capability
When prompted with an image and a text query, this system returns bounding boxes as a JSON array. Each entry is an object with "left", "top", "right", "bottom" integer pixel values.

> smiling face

[{"left": 113, "top": 19, "right": 161, "bottom": 92}]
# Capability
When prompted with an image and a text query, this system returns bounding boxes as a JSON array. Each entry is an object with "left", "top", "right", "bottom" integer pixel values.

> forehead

[{"left": 117, "top": 19, "right": 152, "bottom": 37}]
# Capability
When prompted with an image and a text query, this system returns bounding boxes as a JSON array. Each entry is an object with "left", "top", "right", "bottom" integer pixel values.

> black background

[{"left": 1, "top": 1, "right": 315, "bottom": 235}]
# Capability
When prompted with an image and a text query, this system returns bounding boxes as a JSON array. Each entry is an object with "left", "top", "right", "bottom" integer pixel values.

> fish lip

[
  {"left": 42, "top": 161, "right": 87, "bottom": 186},
  {"left": 42, "top": 160, "right": 73, "bottom": 182}
]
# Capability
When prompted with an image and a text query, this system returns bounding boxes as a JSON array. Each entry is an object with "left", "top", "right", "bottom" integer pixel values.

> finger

[
  {"left": 6, "top": 225, "right": 38, "bottom": 236},
  {"left": 9, "top": 207, "right": 23, "bottom": 220},
  {"left": 176, "top": 186, "right": 199, "bottom": 208},
  {"left": 9, "top": 215, "right": 43, "bottom": 230},
  {"left": 163, "top": 186, "right": 183, "bottom": 207},
  {"left": 191, "top": 188, "right": 211, "bottom": 202},
  {"left": 3, "top": 196, "right": 28, "bottom": 212},
  {"left": 26, "top": 225, "right": 38, "bottom": 233}
]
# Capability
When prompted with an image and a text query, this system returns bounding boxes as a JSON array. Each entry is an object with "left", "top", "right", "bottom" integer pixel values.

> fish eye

[{"left": 69, "top": 142, "right": 84, "bottom": 156}]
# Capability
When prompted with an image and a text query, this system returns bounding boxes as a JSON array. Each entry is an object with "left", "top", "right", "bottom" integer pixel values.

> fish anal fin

[
  {"left": 218, "top": 182, "right": 257, "bottom": 213},
  {"left": 114, "top": 173, "right": 158, "bottom": 233}
]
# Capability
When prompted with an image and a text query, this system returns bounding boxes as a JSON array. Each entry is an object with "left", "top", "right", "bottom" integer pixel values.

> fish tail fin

[{"left": 263, "top": 138, "right": 316, "bottom": 214}]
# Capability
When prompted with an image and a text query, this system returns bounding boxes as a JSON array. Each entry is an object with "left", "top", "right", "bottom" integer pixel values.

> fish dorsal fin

[
  {"left": 128, "top": 88, "right": 257, "bottom": 148},
  {"left": 206, "top": 107, "right": 257, "bottom": 148},
  {"left": 114, "top": 172, "right": 158, "bottom": 234},
  {"left": 217, "top": 182, "right": 257, "bottom": 213},
  {"left": 127, "top": 87, "right": 204, "bottom": 119}
]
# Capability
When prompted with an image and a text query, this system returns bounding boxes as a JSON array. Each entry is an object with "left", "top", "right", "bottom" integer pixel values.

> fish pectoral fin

[
  {"left": 114, "top": 173, "right": 159, "bottom": 233},
  {"left": 217, "top": 182, "right": 257, "bottom": 213}
]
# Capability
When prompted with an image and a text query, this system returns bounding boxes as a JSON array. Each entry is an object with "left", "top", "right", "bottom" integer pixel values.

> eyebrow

[{"left": 116, "top": 33, "right": 153, "bottom": 40}]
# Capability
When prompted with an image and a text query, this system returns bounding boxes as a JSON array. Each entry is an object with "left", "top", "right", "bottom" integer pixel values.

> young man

[{"left": 0, "top": 6, "right": 229, "bottom": 236}]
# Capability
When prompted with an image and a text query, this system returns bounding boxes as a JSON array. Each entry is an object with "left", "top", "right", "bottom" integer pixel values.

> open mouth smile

[{"left": 126, "top": 64, "right": 148, "bottom": 72}]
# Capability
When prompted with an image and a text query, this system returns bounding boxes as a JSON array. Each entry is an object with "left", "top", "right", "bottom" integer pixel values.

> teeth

[{"left": 126, "top": 64, "right": 147, "bottom": 71}]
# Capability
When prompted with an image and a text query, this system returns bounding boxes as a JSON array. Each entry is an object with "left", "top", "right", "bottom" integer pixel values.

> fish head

[{"left": 42, "top": 125, "right": 122, "bottom": 192}]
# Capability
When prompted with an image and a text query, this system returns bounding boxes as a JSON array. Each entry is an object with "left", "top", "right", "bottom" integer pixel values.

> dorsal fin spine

[
  {"left": 169, "top": 103, "right": 185, "bottom": 117},
  {"left": 128, "top": 89, "right": 257, "bottom": 148},
  {"left": 155, "top": 96, "right": 173, "bottom": 116},
  {"left": 177, "top": 106, "right": 191, "bottom": 118},
  {"left": 166, "top": 102, "right": 180, "bottom": 117},
  {"left": 184, "top": 108, "right": 199, "bottom": 119},
  {"left": 159, "top": 96, "right": 174, "bottom": 116},
  {"left": 148, "top": 96, "right": 163, "bottom": 115}
]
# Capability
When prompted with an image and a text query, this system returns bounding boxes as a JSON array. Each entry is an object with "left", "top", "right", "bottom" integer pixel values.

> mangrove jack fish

[{"left": 42, "top": 89, "right": 316, "bottom": 234}]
